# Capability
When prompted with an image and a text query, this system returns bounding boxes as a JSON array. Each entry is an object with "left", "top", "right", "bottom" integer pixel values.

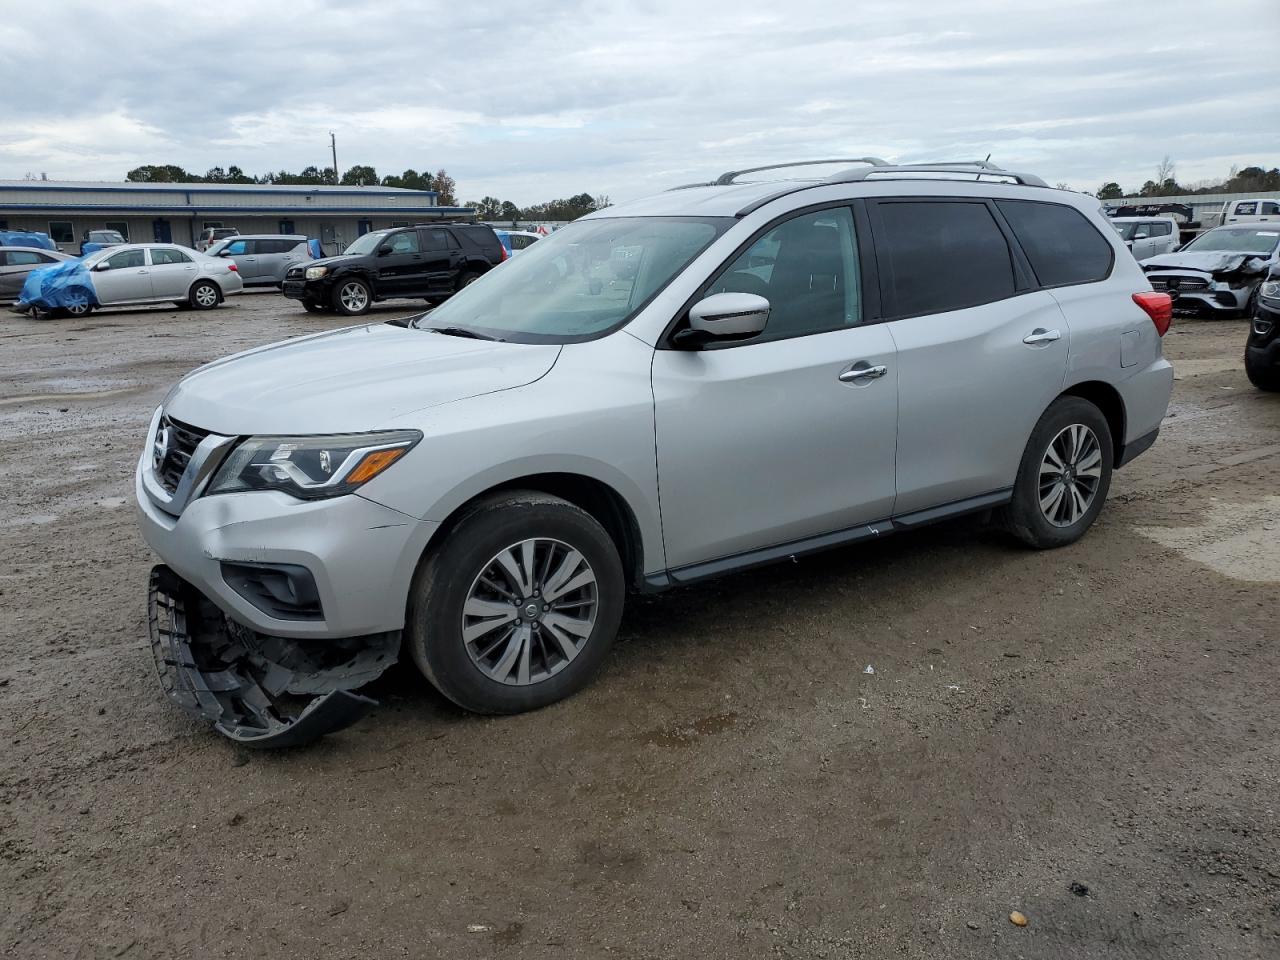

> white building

[{"left": 0, "top": 180, "right": 475, "bottom": 254}]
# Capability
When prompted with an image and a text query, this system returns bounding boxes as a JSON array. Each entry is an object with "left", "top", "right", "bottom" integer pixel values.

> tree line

[
  {"left": 1095, "top": 159, "right": 1280, "bottom": 200},
  {"left": 124, "top": 163, "right": 608, "bottom": 220}
]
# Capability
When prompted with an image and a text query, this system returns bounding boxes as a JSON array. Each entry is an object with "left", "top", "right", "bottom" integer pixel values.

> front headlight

[
  {"left": 305, "top": 266, "right": 329, "bottom": 280},
  {"left": 207, "top": 430, "right": 421, "bottom": 500},
  {"left": 1260, "top": 280, "right": 1280, "bottom": 301}
]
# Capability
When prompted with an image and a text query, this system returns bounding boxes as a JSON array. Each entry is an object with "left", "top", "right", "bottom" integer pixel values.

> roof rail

[
  {"left": 669, "top": 157, "right": 890, "bottom": 191},
  {"left": 825, "top": 161, "right": 1049, "bottom": 188}
]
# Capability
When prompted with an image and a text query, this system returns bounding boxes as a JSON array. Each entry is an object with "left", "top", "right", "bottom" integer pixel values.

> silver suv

[{"left": 135, "top": 159, "right": 1175, "bottom": 746}]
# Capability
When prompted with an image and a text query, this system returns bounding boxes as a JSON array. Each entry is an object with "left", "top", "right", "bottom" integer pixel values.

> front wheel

[
  {"left": 1246, "top": 350, "right": 1280, "bottom": 391},
  {"left": 189, "top": 280, "right": 220, "bottom": 310},
  {"left": 1000, "top": 396, "right": 1114, "bottom": 549},
  {"left": 301, "top": 300, "right": 324, "bottom": 314},
  {"left": 333, "top": 278, "right": 371, "bottom": 316},
  {"left": 61, "top": 285, "right": 94, "bottom": 317},
  {"left": 456, "top": 271, "right": 481, "bottom": 292},
  {"left": 406, "top": 492, "right": 624, "bottom": 714}
]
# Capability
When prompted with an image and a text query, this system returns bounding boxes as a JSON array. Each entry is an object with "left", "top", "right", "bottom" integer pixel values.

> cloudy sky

[{"left": 1, "top": 0, "right": 1277, "bottom": 204}]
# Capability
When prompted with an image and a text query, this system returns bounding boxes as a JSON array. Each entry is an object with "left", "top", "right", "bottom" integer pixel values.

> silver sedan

[{"left": 41, "top": 244, "right": 245, "bottom": 316}]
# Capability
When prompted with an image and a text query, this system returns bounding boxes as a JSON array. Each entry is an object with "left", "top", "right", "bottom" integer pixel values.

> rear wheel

[
  {"left": 456, "top": 271, "right": 481, "bottom": 291},
  {"left": 1000, "top": 396, "right": 1114, "bottom": 549},
  {"left": 333, "top": 278, "right": 371, "bottom": 316},
  {"left": 406, "top": 492, "right": 624, "bottom": 714},
  {"left": 189, "top": 280, "right": 220, "bottom": 310}
]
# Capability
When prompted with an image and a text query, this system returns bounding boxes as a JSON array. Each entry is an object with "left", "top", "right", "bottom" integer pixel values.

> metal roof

[{"left": 0, "top": 179, "right": 437, "bottom": 197}]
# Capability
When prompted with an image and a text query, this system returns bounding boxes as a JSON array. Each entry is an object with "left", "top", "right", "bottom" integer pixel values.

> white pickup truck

[{"left": 1222, "top": 198, "right": 1280, "bottom": 225}]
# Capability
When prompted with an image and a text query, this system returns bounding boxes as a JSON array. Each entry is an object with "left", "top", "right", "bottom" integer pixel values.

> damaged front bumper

[{"left": 148, "top": 565, "right": 399, "bottom": 747}]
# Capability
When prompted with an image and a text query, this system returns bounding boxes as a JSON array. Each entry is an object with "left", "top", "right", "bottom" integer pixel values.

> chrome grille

[
  {"left": 155, "top": 415, "right": 210, "bottom": 494},
  {"left": 1149, "top": 275, "right": 1210, "bottom": 293}
]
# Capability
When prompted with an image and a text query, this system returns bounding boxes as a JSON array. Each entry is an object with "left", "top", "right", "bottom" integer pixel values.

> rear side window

[
  {"left": 455, "top": 226, "right": 498, "bottom": 253},
  {"left": 258, "top": 239, "right": 298, "bottom": 254},
  {"left": 875, "top": 200, "right": 1015, "bottom": 316},
  {"left": 1262, "top": 202, "right": 1280, "bottom": 216},
  {"left": 151, "top": 248, "right": 192, "bottom": 265},
  {"left": 6, "top": 251, "right": 51, "bottom": 266},
  {"left": 996, "top": 200, "right": 1113, "bottom": 287},
  {"left": 1149, "top": 221, "right": 1173, "bottom": 237}
]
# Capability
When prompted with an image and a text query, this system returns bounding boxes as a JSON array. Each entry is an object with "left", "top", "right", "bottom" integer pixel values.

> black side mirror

[{"left": 377, "top": 244, "right": 394, "bottom": 256}]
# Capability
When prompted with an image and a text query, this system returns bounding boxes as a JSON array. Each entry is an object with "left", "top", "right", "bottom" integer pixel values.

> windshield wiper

[{"left": 422, "top": 325, "right": 502, "bottom": 341}]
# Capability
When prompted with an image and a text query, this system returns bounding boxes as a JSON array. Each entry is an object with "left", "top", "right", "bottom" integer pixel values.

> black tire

[
  {"left": 999, "top": 396, "right": 1114, "bottom": 549},
  {"left": 406, "top": 491, "right": 624, "bottom": 714},
  {"left": 1245, "top": 351, "right": 1280, "bottom": 391},
  {"left": 456, "top": 271, "right": 481, "bottom": 291},
  {"left": 301, "top": 301, "right": 324, "bottom": 314},
  {"left": 1243, "top": 286, "right": 1261, "bottom": 320},
  {"left": 189, "top": 280, "right": 220, "bottom": 310},
  {"left": 332, "top": 277, "right": 372, "bottom": 316}
]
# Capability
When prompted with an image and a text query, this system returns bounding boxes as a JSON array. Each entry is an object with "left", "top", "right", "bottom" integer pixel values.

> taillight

[
  {"left": 227, "top": 263, "right": 238, "bottom": 272},
  {"left": 1133, "top": 291, "right": 1172, "bottom": 336},
  {"left": 499, "top": 243, "right": 509, "bottom": 262}
]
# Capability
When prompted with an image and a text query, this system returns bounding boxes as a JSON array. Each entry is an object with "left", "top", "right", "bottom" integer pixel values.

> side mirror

[
  {"left": 675, "top": 292, "right": 770, "bottom": 347},
  {"left": 93, "top": 261, "right": 112, "bottom": 271},
  {"left": 377, "top": 244, "right": 394, "bottom": 256}
]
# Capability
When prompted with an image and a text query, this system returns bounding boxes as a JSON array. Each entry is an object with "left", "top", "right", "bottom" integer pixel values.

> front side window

[
  {"left": 708, "top": 206, "right": 860, "bottom": 340},
  {"left": 104, "top": 249, "right": 145, "bottom": 270},
  {"left": 49, "top": 221, "right": 73, "bottom": 243},
  {"left": 421, "top": 216, "right": 730, "bottom": 343},
  {"left": 1234, "top": 202, "right": 1258, "bottom": 216},
  {"left": 151, "top": 247, "right": 191, "bottom": 265},
  {"left": 877, "top": 201, "right": 1015, "bottom": 316},
  {"left": 997, "top": 200, "right": 1113, "bottom": 286},
  {"left": 388, "top": 231, "right": 420, "bottom": 254},
  {"left": 223, "top": 239, "right": 250, "bottom": 255},
  {"left": 343, "top": 230, "right": 390, "bottom": 256}
]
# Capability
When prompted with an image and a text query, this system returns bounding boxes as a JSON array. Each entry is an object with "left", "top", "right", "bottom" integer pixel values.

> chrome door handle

[
  {"left": 1023, "top": 328, "right": 1061, "bottom": 345},
  {"left": 839, "top": 363, "right": 888, "bottom": 383}
]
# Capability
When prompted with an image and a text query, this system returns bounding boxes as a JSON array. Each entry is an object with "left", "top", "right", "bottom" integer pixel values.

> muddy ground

[{"left": 1, "top": 291, "right": 1277, "bottom": 959}]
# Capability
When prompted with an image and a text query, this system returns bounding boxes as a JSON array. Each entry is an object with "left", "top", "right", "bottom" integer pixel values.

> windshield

[
  {"left": 1184, "top": 228, "right": 1280, "bottom": 255},
  {"left": 343, "top": 231, "right": 390, "bottom": 256},
  {"left": 416, "top": 217, "right": 730, "bottom": 342},
  {"left": 1111, "top": 221, "right": 1139, "bottom": 240}
]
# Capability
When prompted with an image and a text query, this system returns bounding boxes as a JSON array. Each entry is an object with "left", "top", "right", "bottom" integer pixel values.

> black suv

[
  {"left": 282, "top": 223, "right": 506, "bottom": 316},
  {"left": 1246, "top": 266, "right": 1280, "bottom": 391}
]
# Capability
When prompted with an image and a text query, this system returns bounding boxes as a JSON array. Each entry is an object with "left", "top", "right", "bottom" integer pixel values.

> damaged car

[
  {"left": 136, "top": 158, "right": 1173, "bottom": 748},
  {"left": 1142, "top": 224, "right": 1280, "bottom": 318}
]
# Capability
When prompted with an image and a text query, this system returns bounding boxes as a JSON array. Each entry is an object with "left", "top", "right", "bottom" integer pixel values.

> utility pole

[{"left": 330, "top": 132, "right": 338, "bottom": 185}]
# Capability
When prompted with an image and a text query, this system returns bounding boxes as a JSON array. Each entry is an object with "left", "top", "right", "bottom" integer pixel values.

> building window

[
  {"left": 49, "top": 221, "right": 74, "bottom": 243},
  {"left": 0, "top": 220, "right": 8, "bottom": 230},
  {"left": 105, "top": 220, "right": 130, "bottom": 241},
  {"left": 391, "top": 221, "right": 409, "bottom": 228},
  {"left": 202, "top": 220, "right": 223, "bottom": 230},
  {"left": 278, "top": 219, "right": 295, "bottom": 234},
  {"left": 358, "top": 219, "right": 373, "bottom": 235}
]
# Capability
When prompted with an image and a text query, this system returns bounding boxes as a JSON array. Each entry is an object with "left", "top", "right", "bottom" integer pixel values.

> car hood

[
  {"left": 304, "top": 253, "right": 365, "bottom": 271},
  {"left": 163, "top": 322, "right": 561, "bottom": 434},
  {"left": 1143, "top": 251, "right": 1272, "bottom": 275}
]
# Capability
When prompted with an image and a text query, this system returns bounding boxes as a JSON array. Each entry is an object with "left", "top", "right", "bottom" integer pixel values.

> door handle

[
  {"left": 1022, "top": 328, "right": 1061, "bottom": 345},
  {"left": 839, "top": 363, "right": 888, "bottom": 383}
]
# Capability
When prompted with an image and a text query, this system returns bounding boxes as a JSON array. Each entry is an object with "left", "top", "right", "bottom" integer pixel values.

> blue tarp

[
  {"left": 0, "top": 230, "right": 57, "bottom": 251},
  {"left": 18, "top": 259, "right": 97, "bottom": 312},
  {"left": 307, "top": 238, "right": 323, "bottom": 259},
  {"left": 81, "top": 242, "right": 108, "bottom": 256}
]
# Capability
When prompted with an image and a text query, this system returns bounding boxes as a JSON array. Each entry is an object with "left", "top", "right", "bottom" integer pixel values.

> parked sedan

[
  {"left": 0, "top": 246, "right": 75, "bottom": 302},
  {"left": 16, "top": 243, "right": 243, "bottom": 317},
  {"left": 204, "top": 234, "right": 317, "bottom": 287}
]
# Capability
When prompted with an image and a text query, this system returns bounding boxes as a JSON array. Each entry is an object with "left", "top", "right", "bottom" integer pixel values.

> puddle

[
  {"left": 636, "top": 712, "right": 739, "bottom": 748},
  {"left": 1136, "top": 496, "right": 1280, "bottom": 583}
]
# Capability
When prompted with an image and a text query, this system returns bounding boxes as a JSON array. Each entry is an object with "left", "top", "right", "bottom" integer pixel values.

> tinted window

[
  {"left": 1149, "top": 221, "right": 1173, "bottom": 237},
  {"left": 1262, "top": 202, "right": 1280, "bottom": 216},
  {"left": 996, "top": 200, "right": 1113, "bottom": 287},
  {"left": 511, "top": 235, "right": 537, "bottom": 250},
  {"left": 877, "top": 201, "right": 1015, "bottom": 315},
  {"left": 420, "top": 229, "right": 451, "bottom": 251},
  {"left": 256, "top": 239, "right": 295, "bottom": 254},
  {"left": 709, "top": 206, "right": 860, "bottom": 340},
  {"left": 7, "top": 251, "right": 50, "bottom": 266},
  {"left": 151, "top": 248, "right": 191, "bottom": 265},
  {"left": 104, "top": 249, "right": 145, "bottom": 269}
]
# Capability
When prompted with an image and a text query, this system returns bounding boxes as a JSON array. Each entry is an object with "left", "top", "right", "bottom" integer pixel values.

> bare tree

[{"left": 1155, "top": 156, "right": 1175, "bottom": 185}]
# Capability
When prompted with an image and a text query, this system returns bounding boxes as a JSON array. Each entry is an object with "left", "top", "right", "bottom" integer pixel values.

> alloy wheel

[
  {"left": 1038, "top": 423, "right": 1103, "bottom": 527},
  {"left": 65, "top": 290, "right": 90, "bottom": 315},
  {"left": 461, "top": 538, "right": 598, "bottom": 686},
  {"left": 339, "top": 282, "right": 368, "bottom": 312},
  {"left": 194, "top": 284, "right": 218, "bottom": 307}
]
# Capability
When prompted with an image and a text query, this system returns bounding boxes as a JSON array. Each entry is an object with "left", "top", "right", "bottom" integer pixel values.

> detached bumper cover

[{"left": 149, "top": 565, "right": 398, "bottom": 747}]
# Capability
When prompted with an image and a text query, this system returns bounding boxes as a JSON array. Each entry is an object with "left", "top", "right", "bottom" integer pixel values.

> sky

[{"left": 1, "top": 0, "right": 1277, "bottom": 205}]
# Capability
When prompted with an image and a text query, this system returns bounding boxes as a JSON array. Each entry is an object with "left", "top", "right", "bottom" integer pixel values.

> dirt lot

[{"left": 1, "top": 291, "right": 1278, "bottom": 959}]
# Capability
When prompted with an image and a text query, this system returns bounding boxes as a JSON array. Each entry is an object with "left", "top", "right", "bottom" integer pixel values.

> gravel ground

[{"left": 1, "top": 290, "right": 1278, "bottom": 959}]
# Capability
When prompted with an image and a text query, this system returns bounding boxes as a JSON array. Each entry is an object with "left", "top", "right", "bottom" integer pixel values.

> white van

[
  {"left": 1223, "top": 198, "right": 1280, "bottom": 225},
  {"left": 1109, "top": 216, "right": 1180, "bottom": 261}
]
